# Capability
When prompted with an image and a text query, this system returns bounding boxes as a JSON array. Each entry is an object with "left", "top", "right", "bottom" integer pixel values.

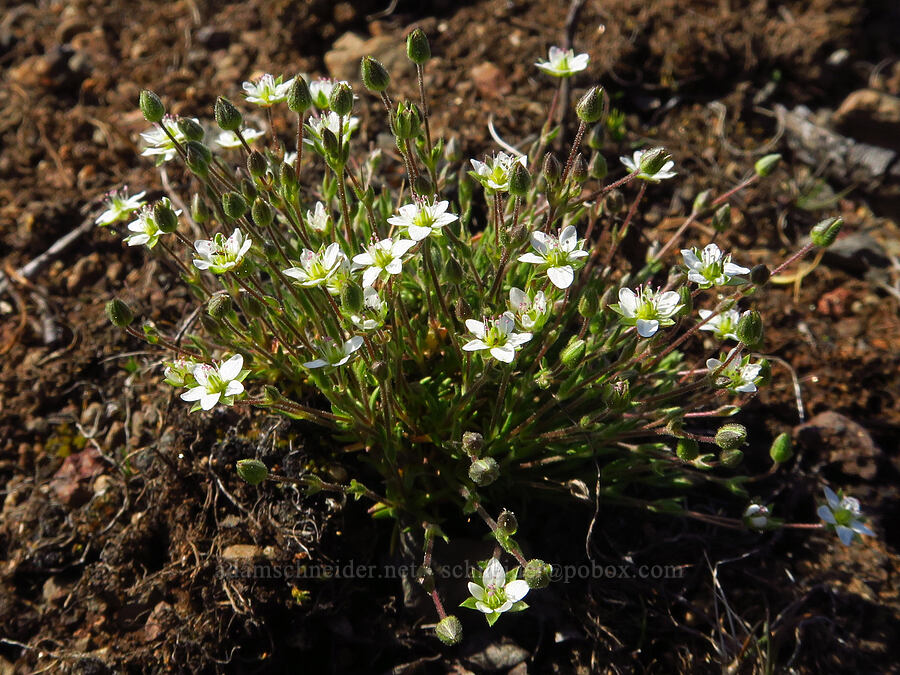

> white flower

[
  {"left": 517, "top": 226, "right": 589, "bottom": 289},
  {"left": 350, "top": 287, "right": 388, "bottom": 331},
  {"left": 706, "top": 348, "right": 762, "bottom": 393},
  {"left": 698, "top": 308, "right": 742, "bottom": 342},
  {"left": 743, "top": 504, "right": 771, "bottom": 530},
  {"left": 284, "top": 243, "right": 346, "bottom": 288},
  {"left": 303, "top": 336, "right": 364, "bottom": 369},
  {"left": 215, "top": 128, "right": 265, "bottom": 149},
  {"left": 309, "top": 78, "right": 348, "bottom": 109},
  {"left": 242, "top": 73, "right": 294, "bottom": 106},
  {"left": 352, "top": 237, "right": 417, "bottom": 288},
  {"left": 163, "top": 357, "right": 197, "bottom": 387},
  {"left": 681, "top": 244, "right": 750, "bottom": 288},
  {"left": 535, "top": 46, "right": 590, "bottom": 77},
  {"left": 124, "top": 205, "right": 166, "bottom": 248},
  {"left": 463, "top": 558, "right": 530, "bottom": 625},
  {"left": 307, "top": 201, "right": 331, "bottom": 233},
  {"left": 306, "top": 111, "right": 359, "bottom": 141},
  {"left": 469, "top": 152, "right": 527, "bottom": 192},
  {"left": 818, "top": 487, "right": 875, "bottom": 546},
  {"left": 192, "top": 228, "right": 252, "bottom": 274},
  {"left": 96, "top": 187, "right": 147, "bottom": 226},
  {"left": 508, "top": 287, "right": 549, "bottom": 331},
  {"left": 462, "top": 312, "right": 532, "bottom": 363},
  {"left": 283, "top": 151, "right": 297, "bottom": 165},
  {"left": 620, "top": 148, "right": 677, "bottom": 182},
  {"left": 612, "top": 286, "right": 683, "bottom": 337},
  {"left": 140, "top": 116, "right": 193, "bottom": 164},
  {"left": 387, "top": 199, "right": 458, "bottom": 241},
  {"left": 180, "top": 354, "right": 245, "bottom": 410}
]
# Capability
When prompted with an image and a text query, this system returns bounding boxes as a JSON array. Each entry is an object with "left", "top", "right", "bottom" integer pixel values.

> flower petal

[
  {"left": 547, "top": 265, "right": 574, "bottom": 289},
  {"left": 482, "top": 559, "right": 505, "bottom": 589},
  {"left": 505, "top": 579, "right": 530, "bottom": 603},
  {"left": 636, "top": 319, "right": 659, "bottom": 338},
  {"left": 817, "top": 505, "right": 837, "bottom": 524},
  {"left": 218, "top": 354, "right": 244, "bottom": 381}
]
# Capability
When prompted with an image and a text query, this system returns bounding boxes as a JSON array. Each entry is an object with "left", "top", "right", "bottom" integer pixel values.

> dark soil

[{"left": 1, "top": 0, "right": 899, "bottom": 673}]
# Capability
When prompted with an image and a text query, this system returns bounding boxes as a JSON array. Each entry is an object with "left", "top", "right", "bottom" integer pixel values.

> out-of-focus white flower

[
  {"left": 215, "top": 128, "right": 265, "bottom": 149},
  {"left": 96, "top": 187, "right": 147, "bottom": 226},
  {"left": 818, "top": 487, "right": 875, "bottom": 546},
  {"left": 180, "top": 354, "right": 245, "bottom": 410},
  {"left": 698, "top": 308, "right": 742, "bottom": 342},
  {"left": 306, "top": 111, "right": 360, "bottom": 143},
  {"left": 743, "top": 504, "right": 771, "bottom": 530},
  {"left": 508, "top": 287, "right": 550, "bottom": 331},
  {"left": 681, "top": 244, "right": 750, "bottom": 288},
  {"left": 462, "top": 312, "right": 532, "bottom": 363},
  {"left": 303, "top": 336, "right": 364, "bottom": 369},
  {"left": 387, "top": 199, "right": 458, "bottom": 241},
  {"left": 309, "top": 78, "right": 348, "bottom": 109},
  {"left": 706, "top": 348, "right": 762, "bottom": 393},
  {"left": 612, "top": 286, "right": 683, "bottom": 337},
  {"left": 284, "top": 243, "right": 346, "bottom": 288},
  {"left": 535, "top": 46, "right": 590, "bottom": 77},
  {"left": 462, "top": 558, "right": 530, "bottom": 626},
  {"left": 351, "top": 237, "right": 417, "bottom": 288},
  {"left": 307, "top": 201, "right": 331, "bottom": 233},
  {"left": 242, "top": 73, "right": 294, "bottom": 106},
  {"left": 517, "top": 225, "right": 588, "bottom": 289},
  {"left": 192, "top": 229, "right": 252, "bottom": 274},
  {"left": 124, "top": 205, "right": 165, "bottom": 248},
  {"left": 469, "top": 152, "right": 527, "bottom": 192},
  {"left": 163, "top": 358, "right": 197, "bottom": 387},
  {"left": 140, "top": 116, "right": 193, "bottom": 164},
  {"left": 350, "top": 286, "right": 388, "bottom": 331},
  {"left": 620, "top": 148, "right": 677, "bottom": 182}
]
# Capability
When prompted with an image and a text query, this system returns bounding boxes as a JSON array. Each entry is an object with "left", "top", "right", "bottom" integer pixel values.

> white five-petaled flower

[
  {"left": 743, "top": 504, "right": 771, "bottom": 530},
  {"left": 283, "top": 243, "right": 347, "bottom": 288},
  {"left": 215, "top": 128, "right": 265, "bottom": 149},
  {"left": 508, "top": 287, "right": 550, "bottom": 331},
  {"left": 180, "top": 354, "right": 245, "bottom": 411},
  {"left": 612, "top": 286, "right": 683, "bottom": 338},
  {"left": 96, "top": 187, "right": 147, "bottom": 226},
  {"left": 242, "top": 73, "right": 294, "bottom": 106},
  {"left": 306, "top": 111, "right": 360, "bottom": 144},
  {"left": 124, "top": 204, "right": 168, "bottom": 248},
  {"left": 462, "top": 312, "right": 532, "bottom": 363},
  {"left": 620, "top": 149, "right": 677, "bottom": 182},
  {"left": 387, "top": 199, "right": 459, "bottom": 241},
  {"left": 303, "top": 336, "right": 364, "bottom": 369},
  {"left": 352, "top": 237, "right": 417, "bottom": 288},
  {"left": 681, "top": 244, "right": 750, "bottom": 288},
  {"left": 464, "top": 558, "right": 530, "bottom": 625},
  {"left": 698, "top": 308, "right": 742, "bottom": 342},
  {"left": 535, "top": 46, "right": 590, "bottom": 77},
  {"left": 140, "top": 116, "right": 193, "bottom": 164},
  {"left": 469, "top": 152, "right": 527, "bottom": 192},
  {"left": 307, "top": 201, "right": 331, "bottom": 233},
  {"left": 308, "top": 78, "right": 348, "bottom": 109},
  {"left": 517, "top": 225, "right": 589, "bottom": 289},
  {"left": 350, "top": 287, "right": 388, "bottom": 331},
  {"left": 818, "top": 487, "right": 874, "bottom": 546},
  {"left": 706, "top": 348, "right": 762, "bottom": 393},
  {"left": 192, "top": 228, "right": 253, "bottom": 274}
]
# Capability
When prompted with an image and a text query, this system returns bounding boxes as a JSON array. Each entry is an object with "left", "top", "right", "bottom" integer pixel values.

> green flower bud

[
  {"left": 769, "top": 432, "right": 793, "bottom": 463},
  {"left": 587, "top": 123, "right": 604, "bottom": 150},
  {"left": 435, "top": 615, "right": 462, "bottom": 646},
  {"left": 754, "top": 153, "right": 781, "bottom": 177},
  {"left": 153, "top": 200, "right": 179, "bottom": 233},
  {"left": 139, "top": 90, "right": 165, "bottom": 123},
  {"left": 542, "top": 152, "right": 561, "bottom": 186},
  {"left": 750, "top": 264, "right": 770, "bottom": 286},
  {"left": 414, "top": 173, "right": 433, "bottom": 197},
  {"left": 508, "top": 160, "right": 531, "bottom": 197},
  {"left": 184, "top": 140, "right": 211, "bottom": 177},
  {"left": 176, "top": 117, "right": 204, "bottom": 142},
  {"left": 578, "top": 287, "right": 599, "bottom": 318},
  {"left": 736, "top": 310, "right": 764, "bottom": 347},
  {"left": 321, "top": 127, "right": 340, "bottom": 158},
  {"left": 191, "top": 194, "right": 209, "bottom": 224},
  {"left": 340, "top": 280, "right": 364, "bottom": 314},
  {"left": 692, "top": 189, "right": 713, "bottom": 214},
  {"left": 509, "top": 222, "right": 529, "bottom": 247},
  {"left": 559, "top": 337, "right": 586, "bottom": 369},
  {"left": 576, "top": 86, "right": 605, "bottom": 124},
  {"left": 286, "top": 75, "right": 312, "bottom": 113},
  {"left": 393, "top": 101, "right": 421, "bottom": 140},
  {"left": 240, "top": 178, "right": 258, "bottom": 203},
  {"left": 676, "top": 438, "right": 699, "bottom": 461},
  {"left": 715, "top": 423, "right": 747, "bottom": 451},
  {"left": 468, "top": 457, "right": 499, "bottom": 486},
  {"left": 360, "top": 56, "right": 391, "bottom": 92},
  {"left": 462, "top": 431, "right": 484, "bottom": 456},
  {"left": 251, "top": 198, "right": 273, "bottom": 228},
  {"left": 638, "top": 147, "right": 672, "bottom": 176},
  {"left": 280, "top": 162, "right": 298, "bottom": 191},
  {"left": 524, "top": 558, "right": 552, "bottom": 589},
  {"left": 810, "top": 216, "right": 843, "bottom": 248},
  {"left": 105, "top": 299, "right": 134, "bottom": 328},
  {"left": 444, "top": 255, "right": 464, "bottom": 284},
  {"left": 589, "top": 152, "right": 608, "bottom": 180},
  {"left": 711, "top": 203, "right": 731, "bottom": 233},
  {"left": 406, "top": 28, "right": 431, "bottom": 65},
  {"left": 236, "top": 459, "right": 268, "bottom": 486},
  {"left": 221, "top": 191, "right": 248, "bottom": 220},
  {"left": 263, "top": 385, "right": 281, "bottom": 403},
  {"left": 207, "top": 294, "right": 232, "bottom": 320},
  {"left": 247, "top": 151, "right": 267, "bottom": 178},
  {"left": 329, "top": 82, "right": 353, "bottom": 117},
  {"left": 214, "top": 96, "right": 243, "bottom": 131},
  {"left": 720, "top": 448, "right": 744, "bottom": 467},
  {"left": 571, "top": 153, "right": 588, "bottom": 183},
  {"left": 497, "top": 510, "right": 518, "bottom": 535},
  {"left": 604, "top": 189, "right": 625, "bottom": 213}
]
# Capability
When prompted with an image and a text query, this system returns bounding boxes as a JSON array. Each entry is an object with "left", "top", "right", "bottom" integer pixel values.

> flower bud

[
  {"left": 176, "top": 117, "right": 204, "bottom": 142},
  {"left": 406, "top": 28, "right": 431, "bottom": 65},
  {"left": 736, "top": 310, "right": 764, "bottom": 347},
  {"left": 587, "top": 123, "right": 604, "bottom": 150},
  {"left": 754, "top": 153, "right": 781, "bottom": 177},
  {"left": 191, "top": 194, "right": 209, "bottom": 224},
  {"left": 153, "top": 200, "right": 179, "bottom": 233},
  {"left": 393, "top": 102, "right": 421, "bottom": 140},
  {"left": 251, "top": 198, "right": 273, "bottom": 228},
  {"left": 286, "top": 75, "right": 312, "bottom": 113},
  {"left": 638, "top": 147, "right": 671, "bottom": 176},
  {"left": 589, "top": 152, "right": 608, "bottom": 180},
  {"left": 715, "top": 423, "right": 747, "bottom": 451},
  {"left": 810, "top": 216, "right": 843, "bottom": 248},
  {"left": 719, "top": 448, "right": 744, "bottom": 467},
  {"left": 222, "top": 191, "right": 248, "bottom": 220},
  {"left": 185, "top": 140, "right": 211, "bottom": 177},
  {"left": 524, "top": 558, "right": 552, "bottom": 589},
  {"left": 444, "top": 255, "right": 464, "bottom": 284},
  {"left": 468, "top": 457, "right": 499, "bottom": 486},
  {"left": 750, "top": 264, "right": 770, "bottom": 286},
  {"left": 559, "top": 337, "right": 586, "bottom": 369},
  {"left": 462, "top": 431, "right": 484, "bottom": 456},
  {"left": 542, "top": 152, "right": 561, "bottom": 186},
  {"left": 743, "top": 504, "right": 770, "bottom": 530},
  {"left": 263, "top": 385, "right": 281, "bottom": 403},
  {"left": 603, "top": 380, "right": 630, "bottom": 410},
  {"left": 571, "top": 153, "right": 588, "bottom": 183},
  {"left": 247, "top": 151, "right": 267, "bottom": 178},
  {"left": 321, "top": 128, "right": 340, "bottom": 158},
  {"left": 414, "top": 173, "right": 433, "bottom": 197},
  {"left": 435, "top": 615, "right": 462, "bottom": 646},
  {"left": 576, "top": 86, "right": 605, "bottom": 124},
  {"left": 340, "top": 280, "right": 364, "bottom": 314},
  {"left": 214, "top": 96, "right": 243, "bottom": 131},
  {"left": 676, "top": 438, "right": 699, "bottom": 461},
  {"left": 329, "top": 82, "right": 354, "bottom": 117},
  {"left": 711, "top": 203, "right": 731, "bottom": 233},
  {"left": 370, "top": 360, "right": 388, "bottom": 380},
  {"left": 692, "top": 189, "right": 713, "bottom": 214},
  {"left": 604, "top": 189, "right": 625, "bottom": 213},
  {"left": 105, "top": 298, "right": 134, "bottom": 327},
  {"left": 454, "top": 297, "right": 472, "bottom": 321},
  {"left": 139, "top": 90, "right": 166, "bottom": 123},
  {"left": 360, "top": 56, "right": 391, "bottom": 93},
  {"left": 578, "top": 287, "right": 599, "bottom": 318},
  {"left": 769, "top": 432, "right": 793, "bottom": 463},
  {"left": 497, "top": 510, "right": 518, "bottom": 535},
  {"left": 244, "top": 294, "right": 264, "bottom": 317},
  {"left": 240, "top": 178, "right": 258, "bottom": 203},
  {"left": 280, "top": 162, "right": 298, "bottom": 191},
  {"left": 508, "top": 160, "right": 531, "bottom": 198},
  {"left": 207, "top": 294, "right": 232, "bottom": 320},
  {"left": 236, "top": 459, "right": 268, "bottom": 486}
]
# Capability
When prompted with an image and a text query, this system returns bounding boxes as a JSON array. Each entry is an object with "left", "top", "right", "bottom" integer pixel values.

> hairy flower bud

[
  {"left": 184, "top": 140, "right": 211, "bottom": 177},
  {"left": 720, "top": 448, "right": 744, "bottom": 467},
  {"left": 692, "top": 189, "right": 713, "bottom": 214},
  {"left": 444, "top": 255, "right": 464, "bottom": 284},
  {"left": 247, "top": 151, "right": 267, "bottom": 178},
  {"left": 736, "top": 310, "right": 764, "bottom": 347},
  {"left": 769, "top": 432, "right": 793, "bottom": 463},
  {"left": 191, "top": 194, "right": 209, "bottom": 224},
  {"left": 571, "top": 153, "right": 588, "bottom": 183},
  {"left": 393, "top": 101, "right": 421, "bottom": 140},
  {"left": 139, "top": 90, "right": 165, "bottom": 123},
  {"left": 604, "top": 189, "right": 625, "bottom": 213},
  {"left": 589, "top": 152, "right": 608, "bottom": 180},
  {"left": 749, "top": 263, "right": 770, "bottom": 286},
  {"left": 587, "top": 123, "right": 604, "bottom": 150},
  {"left": 508, "top": 160, "right": 531, "bottom": 197},
  {"left": 603, "top": 380, "right": 630, "bottom": 410},
  {"left": 462, "top": 431, "right": 484, "bottom": 456},
  {"left": 676, "top": 438, "right": 699, "bottom": 461},
  {"left": 370, "top": 360, "right": 388, "bottom": 380},
  {"left": 754, "top": 153, "right": 781, "bottom": 177},
  {"left": 454, "top": 297, "right": 472, "bottom": 321},
  {"left": 321, "top": 128, "right": 340, "bottom": 159},
  {"left": 329, "top": 82, "right": 354, "bottom": 117},
  {"left": 236, "top": 459, "right": 268, "bottom": 486},
  {"left": 214, "top": 96, "right": 243, "bottom": 131},
  {"left": 251, "top": 198, "right": 273, "bottom": 228},
  {"left": 542, "top": 152, "right": 561, "bottom": 186},
  {"left": 578, "top": 287, "right": 599, "bottom": 318},
  {"left": 810, "top": 216, "right": 843, "bottom": 248},
  {"left": 715, "top": 423, "right": 747, "bottom": 451},
  {"left": 153, "top": 200, "right": 179, "bottom": 233},
  {"left": 576, "top": 85, "right": 605, "bottom": 123},
  {"left": 524, "top": 558, "right": 552, "bottom": 589},
  {"left": 638, "top": 147, "right": 672, "bottom": 177},
  {"left": 221, "top": 191, "right": 248, "bottom": 220},
  {"left": 497, "top": 510, "right": 518, "bottom": 535},
  {"left": 435, "top": 615, "right": 462, "bottom": 646},
  {"left": 176, "top": 117, "right": 204, "bottom": 142},
  {"left": 341, "top": 280, "right": 364, "bottom": 314},
  {"left": 286, "top": 75, "right": 312, "bottom": 113},
  {"left": 406, "top": 28, "right": 431, "bottom": 64},
  {"left": 207, "top": 294, "right": 232, "bottom": 320},
  {"left": 711, "top": 203, "right": 731, "bottom": 232},
  {"left": 361, "top": 56, "right": 391, "bottom": 92},
  {"left": 468, "top": 457, "right": 499, "bottom": 486},
  {"left": 559, "top": 337, "right": 586, "bottom": 369},
  {"left": 240, "top": 178, "right": 258, "bottom": 203},
  {"left": 105, "top": 298, "right": 134, "bottom": 327}
]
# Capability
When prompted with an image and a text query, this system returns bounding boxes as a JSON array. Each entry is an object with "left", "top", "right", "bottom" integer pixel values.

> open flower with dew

[
  {"left": 508, "top": 287, "right": 550, "bottom": 331},
  {"left": 140, "top": 116, "right": 192, "bottom": 164},
  {"left": 535, "top": 46, "right": 590, "bottom": 77},
  {"left": 303, "top": 336, "right": 364, "bottom": 369},
  {"left": 352, "top": 237, "right": 417, "bottom": 288},
  {"left": 698, "top": 308, "right": 742, "bottom": 342},
  {"left": 461, "top": 558, "right": 529, "bottom": 626},
  {"left": 681, "top": 243, "right": 750, "bottom": 288},
  {"left": 242, "top": 73, "right": 294, "bottom": 107},
  {"left": 215, "top": 128, "right": 265, "bottom": 149},
  {"left": 469, "top": 152, "right": 527, "bottom": 192},
  {"left": 387, "top": 199, "right": 458, "bottom": 241},
  {"left": 96, "top": 187, "right": 147, "bottom": 226},
  {"left": 192, "top": 228, "right": 252, "bottom": 274},
  {"left": 308, "top": 78, "right": 348, "bottom": 109},
  {"left": 307, "top": 201, "right": 332, "bottom": 233},
  {"left": 180, "top": 354, "right": 246, "bottom": 411},
  {"left": 818, "top": 487, "right": 875, "bottom": 546},
  {"left": 706, "top": 348, "right": 762, "bottom": 393},
  {"left": 350, "top": 287, "right": 388, "bottom": 331},
  {"left": 462, "top": 312, "right": 532, "bottom": 364},
  {"left": 620, "top": 148, "right": 677, "bottom": 182},
  {"left": 517, "top": 225, "right": 588, "bottom": 289},
  {"left": 611, "top": 286, "right": 683, "bottom": 338},
  {"left": 284, "top": 243, "right": 346, "bottom": 288},
  {"left": 123, "top": 204, "right": 173, "bottom": 249}
]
